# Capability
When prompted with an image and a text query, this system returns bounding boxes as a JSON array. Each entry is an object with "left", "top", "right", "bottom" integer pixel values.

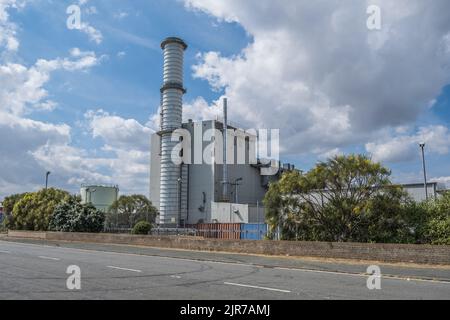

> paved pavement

[{"left": 0, "top": 239, "right": 449, "bottom": 300}]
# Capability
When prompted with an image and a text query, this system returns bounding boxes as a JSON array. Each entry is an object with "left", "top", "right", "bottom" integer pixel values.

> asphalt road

[{"left": 0, "top": 239, "right": 449, "bottom": 300}]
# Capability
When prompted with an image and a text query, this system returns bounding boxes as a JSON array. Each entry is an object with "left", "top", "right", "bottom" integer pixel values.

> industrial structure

[
  {"left": 80, "top": 184, "right": 119, "bottom": 212},
  {"left": 402, "top": 182, "right": 447, "bottom": 202},
  {"left": 150, "top": 37, "right": 293, "bottom": 227}
]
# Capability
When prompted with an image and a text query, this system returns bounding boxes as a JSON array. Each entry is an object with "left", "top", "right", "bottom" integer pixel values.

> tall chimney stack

[{"left": 159, "top": 37, "right": 187, "bottom": 226}]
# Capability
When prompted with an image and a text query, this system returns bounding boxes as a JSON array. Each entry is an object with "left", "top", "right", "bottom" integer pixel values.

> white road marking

[
  {"left": 224, "top": 282, "right": 291, "bottom": 293},
  {"left": 0, "top": 250, "right": 10, "bottom": 254},
  {"left": 274, "top": 267, "right": 450, "bottom": 285},
  {"left": 38, "top": 256, "right": 60, "bottom": 261},
  {"left": 170, "top": 275, "right": 182, "bottom": 279},
  {"left": 107, "top": 266, "right": 142, "bottom": 273}
]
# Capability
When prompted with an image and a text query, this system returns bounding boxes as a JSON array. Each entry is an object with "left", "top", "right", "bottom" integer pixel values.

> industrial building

[
  {"left": 150, "top": 37, "right": 292, "bottom": 227},
  {"left": 402, "top": 182, "right": 447, "bottom": 202},
  {"left": 80, "top": 184, "right": 119, "bottom": 212}
]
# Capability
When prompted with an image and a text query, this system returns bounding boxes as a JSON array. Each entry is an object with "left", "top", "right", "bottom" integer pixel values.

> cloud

[
  {"left": 0, "top": 108, "right": 153, "bottom": 199},
  {"left": 0, "top": 0, "right": 26, "bottom": 52},
  {"left": 0, "top": 48, "right": 103, "bottom": 116},
  {"left": 366, "top": 125, "right": 450, "bottom": 163},
  {"left": 184, "top": 0, "right": 450, "bottom": 156},
  {"left": 0, "top": 47, "right": 105, "bottom": 198},
  {"left": 0, "top": 112, "right": 74, "bottom": 197},
  {"left": 113, "top": 11, "right": 129, "bottom": 20},
  {"left": 431, "top": 176, "right": 450, "bottom": 188},
  {"left": 79, "top": 22, "right": 103, "bottom": 44},
  {"left": 84, "top": 109, "right": 153, "bottom": 151},
  {"left": 72, "top": 0, "right": 102, "bottom": 44}
]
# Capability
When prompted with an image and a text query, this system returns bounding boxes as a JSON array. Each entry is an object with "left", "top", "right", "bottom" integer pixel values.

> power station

[{"left": 150, "top": 37, "right": 294, "bottom": 227}]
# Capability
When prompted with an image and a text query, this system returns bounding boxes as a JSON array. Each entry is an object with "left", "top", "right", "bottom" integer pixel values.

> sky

[{"left": 0, "top": 0, "right": 449, "bottom": 200}]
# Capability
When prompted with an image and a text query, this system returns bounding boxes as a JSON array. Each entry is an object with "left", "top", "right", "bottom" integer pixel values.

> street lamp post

[
  {"left": 419, "top": 143, "right": 428, "bottom": 201},
  {"left": 45, "top": 171, "right": 51, "bottom": 190}
]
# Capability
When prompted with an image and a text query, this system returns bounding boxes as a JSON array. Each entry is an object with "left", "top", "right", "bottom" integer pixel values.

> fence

[
  {"left": 103, "top": 223, "right": 268, "bottom": 240},
  {"left": 188, "top": 223, "right": 268, "bottom": 240}
]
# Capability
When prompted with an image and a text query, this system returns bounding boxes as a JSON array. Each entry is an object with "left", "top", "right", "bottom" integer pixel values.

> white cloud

[
  {"left": 84, "top": 109, "right": 153, "bottom": 151},
  {"left": 85, "top": 6, "right": 97, "bottom": 15},
  {"left": 113, "top": 11, "right": 129, "bottom": 20},
  {"left": 0, "top": 112, "right": 74, "bottom": 197},
  {"left": 0, "top": 109, "right": 154, "bottom": 198},
  {"left": 0, "top": 46, "right": 105, "bottom": 198},
  {"left": 0, "top": 48, "right": 103, "bottom": 116},
  {"left": 79, "top": 22, "right": 103, "bottom": 44},
  {"left": 431, "top": 176, "right": 450, "bottom": 188},
  {"left": 184, "top": 0, "right": 450, "bottom": 157},
  {"left": 0, "top": 0, "right": 25, "bottom": 52},
  {"left": 366, "top": 125, "right": 450, "bottom": 163}
]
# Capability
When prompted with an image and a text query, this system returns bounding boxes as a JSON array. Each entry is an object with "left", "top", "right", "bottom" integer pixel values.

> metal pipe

[
  {"left": 222, "top": 98, "right": 228, "bottom": 201},
  {"left": 420, "top": 143, "right": 428, "bottom": 201}
]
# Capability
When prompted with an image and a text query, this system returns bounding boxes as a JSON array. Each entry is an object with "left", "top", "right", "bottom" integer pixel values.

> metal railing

[{"left": 102, "top": 225, "right": 268, "bottom": 240}]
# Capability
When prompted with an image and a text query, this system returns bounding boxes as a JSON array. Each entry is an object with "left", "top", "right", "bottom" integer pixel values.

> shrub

[
  {"left": 50, "top": 196, "right": 105, "bottom": 233},
  {"left": 132, "top": 221, "right": 152, "bottom": 235},
  {"left": 423, "top": 193, "right": 450, "bottom": 245},
  {"left": 12, "top": 188, "right": 70, "bottom": 231}
]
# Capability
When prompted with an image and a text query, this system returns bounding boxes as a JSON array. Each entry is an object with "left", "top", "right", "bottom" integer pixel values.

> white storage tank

[{"left": 80, "top": 184, "right": 119, "bottom": 212}]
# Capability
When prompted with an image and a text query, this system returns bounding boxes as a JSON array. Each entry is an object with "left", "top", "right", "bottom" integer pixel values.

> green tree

[
  {"left": 1, "top": 193, "right": 28, "bottom": 229},
  {"left": 365, "top": 187, "right": 414, "bottom": 243},
  {"left": 12, "top": 188, "right": 70, "bottom": 231},
  {"left": 49, "top": 196, "right": 105, "bottom": 233},
  {"left": 106, "top": 195, "right": 158, "bottom": 228},
  {"left": 264, "top": 155, "right": 409, "bottom": 242},
  {"left": 423, "top": 193, "right": 450, "bottom": 245},
  {"left": 2, "top": 193, "right": 28, "bottom": 215}
]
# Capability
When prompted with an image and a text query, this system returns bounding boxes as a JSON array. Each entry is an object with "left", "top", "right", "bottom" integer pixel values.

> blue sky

[{"left": 0, "top": 0, "right": 449, "bottom": 199}]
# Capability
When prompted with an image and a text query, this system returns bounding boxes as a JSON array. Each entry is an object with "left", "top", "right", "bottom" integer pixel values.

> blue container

[{"left": 241, "top": 223, "right": 268, "bottom": 240}]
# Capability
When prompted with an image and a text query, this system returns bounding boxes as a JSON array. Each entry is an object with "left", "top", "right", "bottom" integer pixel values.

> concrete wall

[
  {"left": 403, "top": 183, "right": 440, "bottom": 202},
  {"left": 7, "top": 231, "right": 450, "bottom": 265},
  {"left": 211, "top": 202, "right": 249, "bottom": 223}
]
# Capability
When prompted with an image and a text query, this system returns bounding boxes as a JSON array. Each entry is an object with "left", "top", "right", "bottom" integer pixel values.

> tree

[
  {"left": 49, "top": 196, "right": 105, "bottom": 233},
  {"left": 2, "top": 193, "right": 28, "bottom": 215},
  {"left": 1, "top": 193, "right": 28, "bottom": 229},
  {"left": 264, "top": 155, "right": 409, "bottom": 242},
  {"left": 423, "top": 193, "right": 450, "bottom": 245},
  {"left": 106, "top": 195, "right": 158, "bottom": 228},
  {"left": 12, "top": 188, "right": 70, "bottom": 231}
]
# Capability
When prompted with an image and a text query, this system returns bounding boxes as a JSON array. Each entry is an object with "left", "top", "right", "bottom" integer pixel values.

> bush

[
  {"left": 422, "top": 193, "right": 450, "bottom": 245},
  {"left": 132, "top": 221, "right": 152, "bottom": 235},
  {"left": 12, "top": 188, "right": 70, "bottom": 231},
  {"left": 49, "top": 196, "right": 105, "bottom": 233}
]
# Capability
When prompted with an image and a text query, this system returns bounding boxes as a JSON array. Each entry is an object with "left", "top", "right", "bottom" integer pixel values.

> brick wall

[{"left": 7, "top": 230, "right": 450, "bottom": 265}]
